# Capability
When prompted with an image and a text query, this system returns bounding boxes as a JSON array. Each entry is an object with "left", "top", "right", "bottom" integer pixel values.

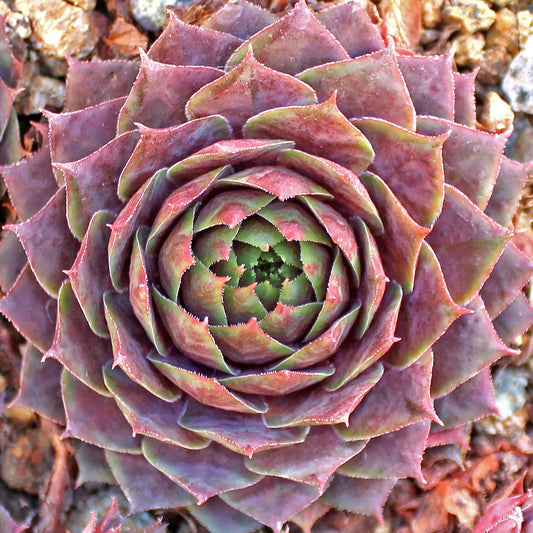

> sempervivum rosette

[{"left": 1, "top": 1, "right": 532, "bottom": 531}]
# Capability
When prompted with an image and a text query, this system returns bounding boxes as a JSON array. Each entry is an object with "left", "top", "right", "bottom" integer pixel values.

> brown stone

[
  {"left": 443, "top": 0, "right": 496, "bottom": 34},
  {"left": 486, "top": 8, "right": 519, "bottom": 54}
]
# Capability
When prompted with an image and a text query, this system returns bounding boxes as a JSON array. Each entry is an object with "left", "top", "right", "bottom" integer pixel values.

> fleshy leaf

[
  {"left": 494, "top": 292, "right": 533, "bottom": 345},
  {"left": 62, "top": 370, "right": 141, "bottom": 453},
  {"left": 226, "top": 0, "right": 349, "bottom": 75},
  {"left": 106, "top": 451, "right": 195, "bottom": 513},
  {"left": 74, "top": 441, "right": 115, "bottom": 485},
  {"left": 246, "top": 426, "right": 367, "bottom": 490},
  {"left": 187, "top": 48, "right": 317, "bottom": 132},
  {"left": 118, "top": 52, "right": 223, "bottom": 133},
  {"left": 142, "top": 438, "right": 261, "bottom": 504},
  {"left": 298, "top": 46, "right": 416, "bottom": 130},
  {"left": 221, "top": 477, "right": 321, "bottom": 533},
  {"left": 8, "top": 188, "right": 77, "bottom": 296},
  {"left": 353, "top": 118, "right": 446, "bottom": 227},
  {"left": 338, "top": 350, "right": 438, "bottom": 440},
  {"left": 426, "top": 185, "right": 511, "bottom": 305},
  {"left": 263, "top": 364, "right": 383, "bottom": 428},
  {"left": 453, "top": 70, "right": 477, "bottom": 127},
  {"left": 0, "top": 231, "right": 26, "bottom": 292},
  {"left": 149, "top": 352, "right": 266, "bottom": 414},
  {"left": 386, "top": 242, "right": 465, "bottom": 368},
  {"left": 244, "top": 95, "right": 374, "bottom": 175},
  {"left": 179, "top": 399, "right": 308, "bottom": 457}
]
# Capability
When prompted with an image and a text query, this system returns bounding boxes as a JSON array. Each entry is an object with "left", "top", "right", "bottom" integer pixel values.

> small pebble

[
  {"left": 493, "top": 366, "right": 528, "bottom": 418},
  {"left": 486, "top": 8, "right": 519, "bottom": 54},
  {"left": 517, "top": 10, "right": 533, "bottom": 48},
  {"left": 479, "top": 90, "right": 514, "bottom": 132},
  {"left": 421, "top": 0, "right": 444, "bottom": 28},
  {"left": 505, "top": 114, "right": 533, "bottom": 162},
  {"left": 451, "top": 32, "right": 485, "bottom": 66},
  {"left": 65, "top": 0, "right": 97, "bottom": 9},
  {"left": 479, "top": 45, "right": 513, "bottom": 84},
  {"left": 443, "top": 0, "right": 497, "bottom": 34},
  {"left": 2, "top": 404, "right": 35, "bottom": 425},
  {"left": 503, "top": 35, "right": 533, "bottom": 114},
  {"left": 131, "top": 0, "right": 186, "bottom": 31}
]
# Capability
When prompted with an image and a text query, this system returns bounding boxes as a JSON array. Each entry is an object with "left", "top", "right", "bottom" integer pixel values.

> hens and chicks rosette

[{"left": 0, "top": 0, "right": 533, "bottom": 531}]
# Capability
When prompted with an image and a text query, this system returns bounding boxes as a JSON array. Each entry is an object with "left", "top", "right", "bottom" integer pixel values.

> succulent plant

[{"left": 1, "top": 0, "right": 532, "bottom": 531}]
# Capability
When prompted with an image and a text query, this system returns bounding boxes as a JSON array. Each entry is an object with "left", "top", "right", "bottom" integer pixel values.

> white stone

[
  {"left": 503, "top": 36, "right": 533, "bottom": 114},
  {"left": 131, "top": 0, "right": 184, "bottom": 32}
]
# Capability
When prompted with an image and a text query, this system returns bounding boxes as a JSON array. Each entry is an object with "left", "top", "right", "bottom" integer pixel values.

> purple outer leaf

[
  {"left": 417, "top": 117, "right": 507, "bottom": 209},
  {"left": 0, "top": 231, "right": 26, "bottom": 292},
  {"left": 360, "top": 171, "right": 429, "bottom": 292},
  {"left": 226, "top": 0, "right": 349, "bottom": 75},
  {"left": 220, "top": 476, "right": 321, "bottom": 533},
  {"left": 485, "top": 156, "right": 529, "bottom": 228},
  {"left": 118, "top": 115, "right": 232, "bottom": 200},
  {"left": 105, "top": 450, "right": 195, "bottom": 513},
  {"left": 323, "top": 476, "right": 396, "bottom": 523},
  {"left": 142, "top": 438, "right": 262, "bottom": 504},
  {"left": 494, "top": 292, "right": 533, "bottom": 344},
  {"left": 386, "top": 242, "right": 465, "bottom": 368},
  {"left": 0, "top": 504, "right": 28, "bottom": 533},
  {"left": 187, "top": 48, "right": 317, "bottom": 132},
  {"left": 338, "top": 350, "right": 439, "bottom": 440},
  {"left": 43, "top": 281, "right": 112, "bottom": 395},
  {"left": 118, "top": 52, "right": 223, "bottom": 133},
  {"left": 353, "top": 118, "right": 447, "bottom": 227},
  {"left": 7, "top": 188, "right": 77, "bottom": 296},
  {"left": 73, "top": 441, "right": 115, "bottom": 486},
  {"left": 10, "top": 344, "right": 64, "bottom": 424},
  {"left": 431, "top": 296, "right": 517, "bottom": 397},
  {"left": 243, "top": 94, "right": 374, "bottom": 174},
  {"left": 219, "top": 364, "right": 335, "bottom": 396},
  {"left": 66, "top": 210, "right": 114, "bottom": 337},
  {"left": 148, "top": 10, "right": 242, "bottom": 67},
  {"left": 179, "top": 399, "right": 309, "bottom": 457},
  {"left": 339, "top": 421, "right": 430, "bottom": 483},
  {"left": 263, "top": 364, "right": 383, "bottom": 428},
  {"left": 397, "top": 54, "right": 454, "bottom": 120},
  {"left": 0, "top": 264, "right": 56, "bottom": 351},
  {"left": 189, "top": 497, "right": 262, "bottom": 533},
  {"left": 453, "top": 69, "right": 477, "bottom": 127},
  {"left": 426, "top": 184, "right": 511, "bottom": 306},
  {"left": 148, "top": 351, "right": 266, "bottom": 414},
  {"left": 298, "top": 46, "right": 416, "bottom": 131},
  {"left": 327, "top": 282, "right": 402, "bottom": 391},
  {"left": 62, "top": 370, "right": 141, "bottom": 453},
  {"left": 2, "top": 145, "right": 57, "bottom": 221},
  {"left": 64, "top": 57, "right": 140, "bottom": 112},
  {"left": 47, "top": 97, "right": 126, "bottom": 169},
  {"left": 102, "top": 364, "right": 208, "bottom": 449},
  {"left": 316, "top": 1, "right": 385, "bottom": 57},
  {"left": 246, "top": 426, "right": 367, "bottom": 491},
  {"left": 103, "top": 291, "right": 179, "bottom": 401},
  {"left": 434, "top": 367, "right": 499, "bottom": 427},
  {"left": 480, "top": 241, "right": 533, "bottom": 319},
  {"left": 58, "top": 131, "right": 138, "bottom": 239}
]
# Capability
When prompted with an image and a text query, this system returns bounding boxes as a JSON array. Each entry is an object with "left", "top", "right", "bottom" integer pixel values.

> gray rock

[
  {"left": 131, "top": 0, "right": 189, "bottom": 32},
  {"left": 503, "top": 36, "right": 533, "bottom": 114}
]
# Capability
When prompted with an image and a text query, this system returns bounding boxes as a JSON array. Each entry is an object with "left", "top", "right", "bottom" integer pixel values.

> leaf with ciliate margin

[
  {"left": 353, "top": 118, "right": 447, "bottom": 228},
  {"left": 62, "top": 370, "right": 141, "bottom": 453},
  {"left": 298, "top": 46, "right": 416, "bottom": 131},
  {"left": 148, "top": 10, "right": 242, "bottom": 67},
  {"left": 187, "top": 47, "right": 317, "bottom": 132},
  {"left": 7, "top": 188, "right": 77, "bottom": 297},
  {"left": 105, "top": 450, "right": 195, "bottom": 513},
  {"left": 226, "top": 0, "right": 349, "bottom": 75},
  {"left": 434, "top": 367, "right": 499, "bottom": 427},
  {"left": 104, "top": 291, "right": 179, "bottom": 401},
  {"left": 322, "top": 476, "right": 396, "bottom": 523},
  {"left": 426, "top": 184, "right": 512, "bottom": 306},
  {"left": 142, "top": 438, "right": 262, "bottom": 505},
  {"left": 385, "top": 242, "right": 466, "bottom": 368},
  {"left": 338, "top": 420, "right": 430, "bottom": 483},
  {"left": 337, "top": 350, "right": 439, "bottom": 440},
  {"left": 220, "top": 477, "right": 321, "bottom": 533},
  {"left": 431, "top": 296, "right": 517, "bottom": 397},
  {"left": 453, "top": 70, "right": 477, "bottom": 127},
  {"left": 263, "top": 363, "right": 383, "bottom": 428},
  {"left": 179, "top": 398, "right": 308, "bottom": 457},
  {"left": 494, "top": 292, "right": 533, "bottom": 345},
  {"left": 43, "top": 281, "right": 112, "bottom": 395},
  {"left": 0, "top": 232, "right": 25, "bottom": 292},
  {"left": 66, "top": 210, "right": 114, "bottom": 337},
  {"left": 148, "top": 351, "right": 266, "bottom": 414},
  {"left": 118, "top": 115, "right": 232, "bottom": 201},
  {"left": 103, "top": 363, "right": 209, "bottom": 450},
  {"left": 74, "top": 441, "right": 115, "bottom": 485},
  {"left": 118, "top": 52, "right": 223, "bottom": 133},
  {"left": 243, "top": 94, "right": 374, "bottom": 175},
  {"left": 246, "top": 426, "right": 367, "bottom": 491}
]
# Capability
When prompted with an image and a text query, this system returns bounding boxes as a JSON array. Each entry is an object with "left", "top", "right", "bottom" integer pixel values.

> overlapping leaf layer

[{"left": 1, "top": 1, "right": 532, "bottom": 531}]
